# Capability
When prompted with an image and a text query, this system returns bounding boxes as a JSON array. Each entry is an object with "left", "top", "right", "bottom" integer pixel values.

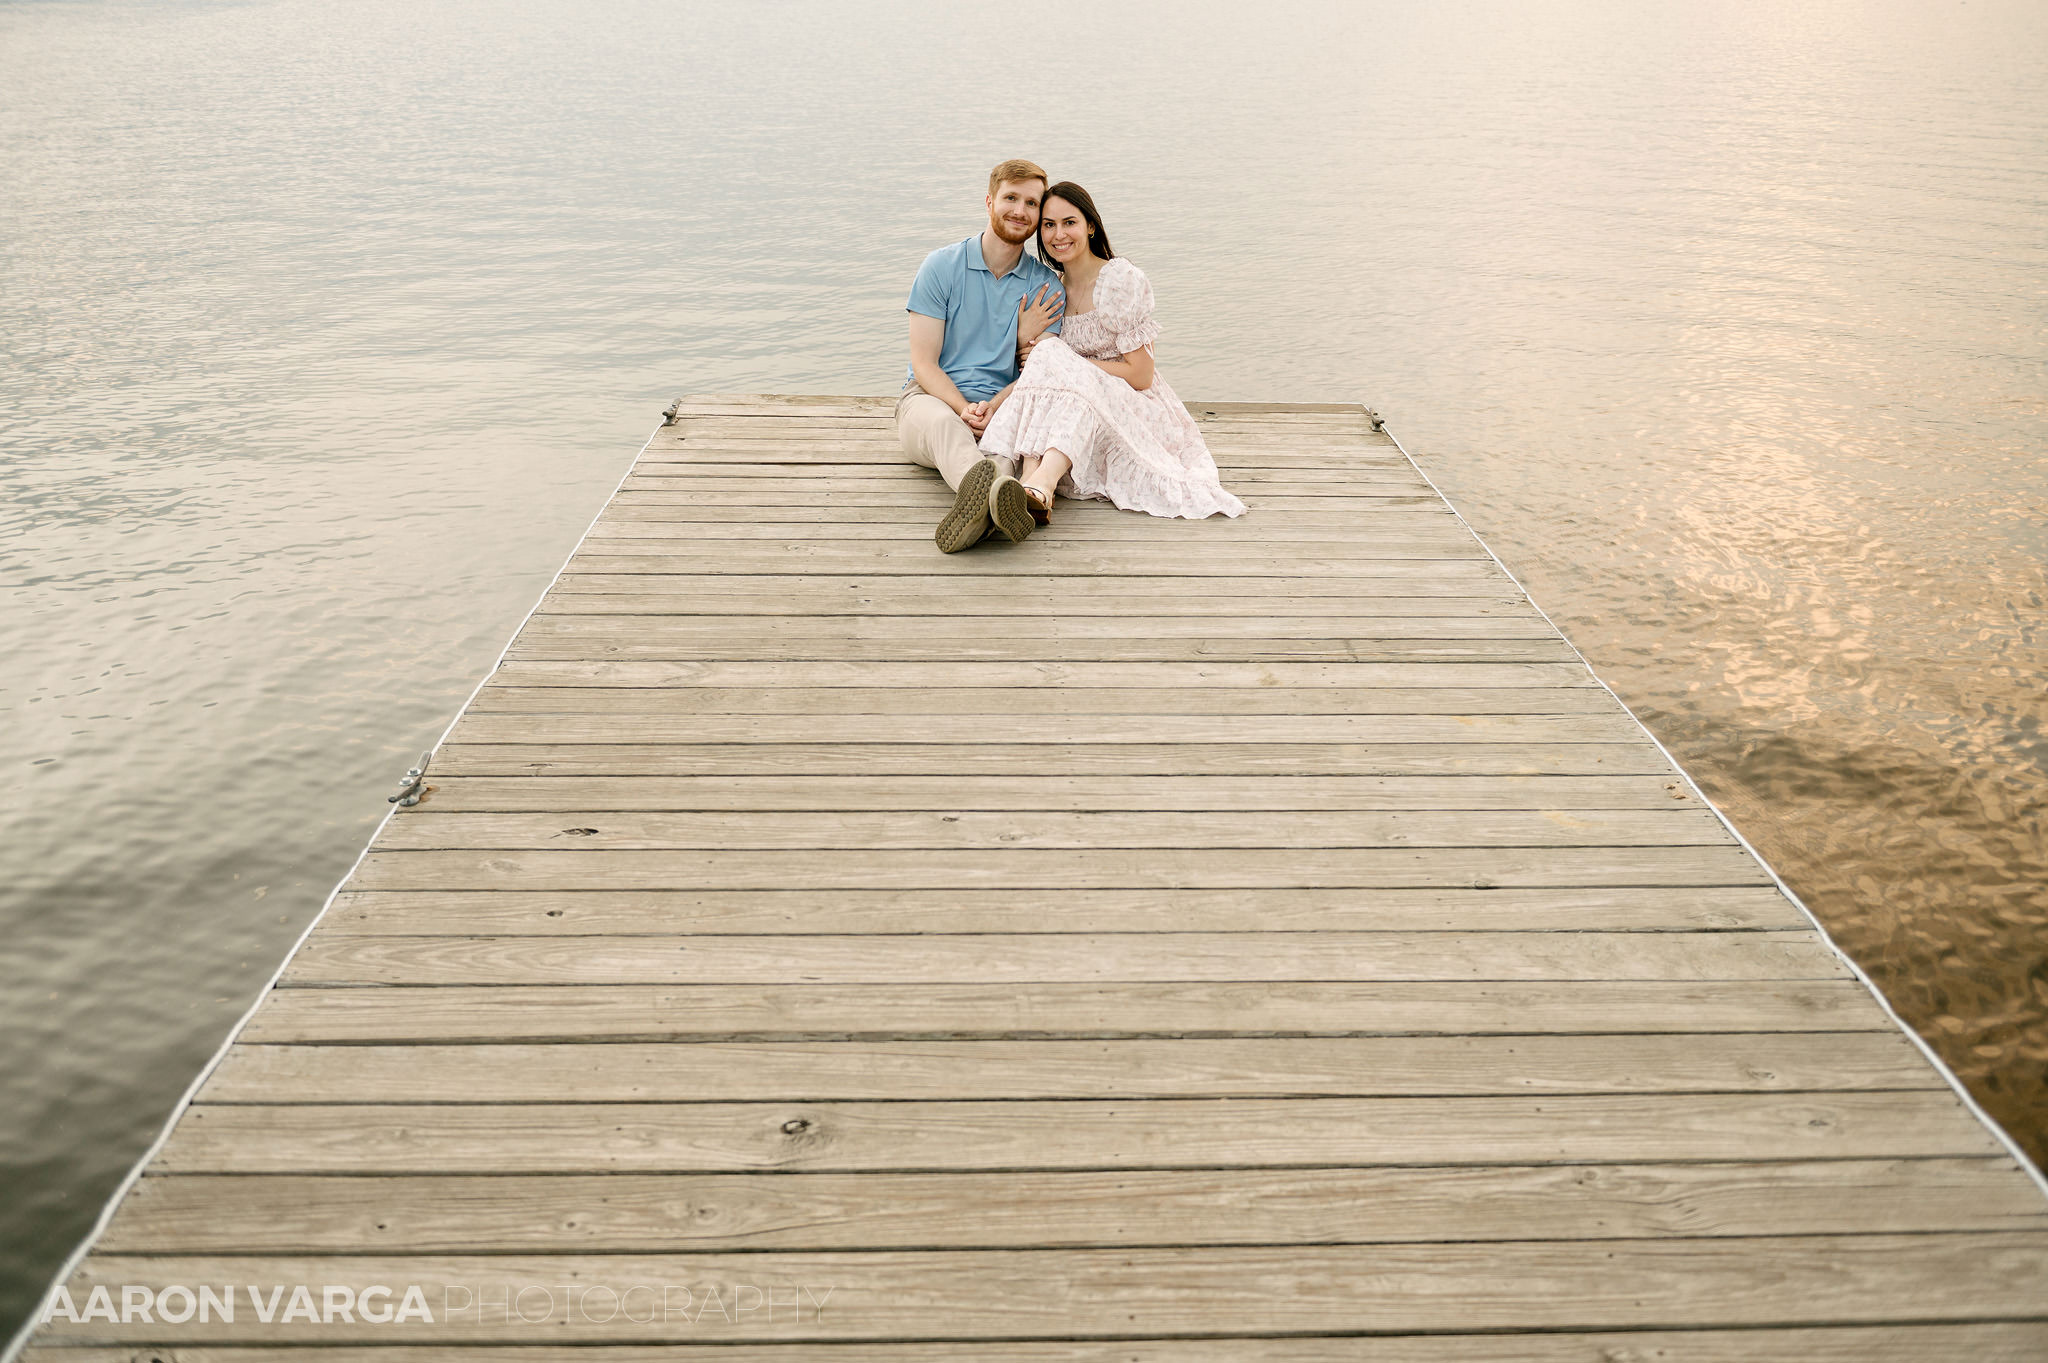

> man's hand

[
  {"left": 961, "top": 400, "right": 992, "bottom": 435},
  {"left": 1017, "top": 284, "right": 1065, "bottom": 359}
]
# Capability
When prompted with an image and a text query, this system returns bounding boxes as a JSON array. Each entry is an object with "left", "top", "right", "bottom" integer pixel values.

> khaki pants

[{"left": 896, "top": 381, "right": 1017, "bottom": 490}]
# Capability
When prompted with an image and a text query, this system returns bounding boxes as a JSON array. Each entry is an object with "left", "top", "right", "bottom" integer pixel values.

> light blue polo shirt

[{"left": 904, "top": 234, "right": 1064, "bottom": 402}]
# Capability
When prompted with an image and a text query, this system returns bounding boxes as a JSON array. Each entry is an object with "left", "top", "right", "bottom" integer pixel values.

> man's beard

[{"left": 989, "top": 212, "right": 1037, "bottom": 246}]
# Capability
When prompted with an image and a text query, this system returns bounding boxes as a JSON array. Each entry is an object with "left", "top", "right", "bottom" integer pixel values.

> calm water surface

[{"left": 3, "top": 0, "right": 2044, "bottom": 1333}]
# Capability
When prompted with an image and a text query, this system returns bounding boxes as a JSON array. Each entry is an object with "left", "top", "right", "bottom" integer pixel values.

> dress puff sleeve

[{"left": 1102, "top": 259, "right": 1161, "bottom": 355}]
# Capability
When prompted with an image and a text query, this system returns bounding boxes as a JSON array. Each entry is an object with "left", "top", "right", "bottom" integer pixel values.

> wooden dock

[{"left": 20, "top": 394, "right": 2048, "bottom": 1359}]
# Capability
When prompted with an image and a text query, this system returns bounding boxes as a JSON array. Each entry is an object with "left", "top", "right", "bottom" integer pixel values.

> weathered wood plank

[
  {"left": 670, "top": 392, "right": 899, "bottom": 408},
  {"left": 318, "top": 885, "right": 1804, "bottom": 934},
  {"left": 597, "top": 516, "right": 1458, "bottom": 539},
  {"left": 638, "top": 456, "right": 1400, "bottom": 472},
  {"left": 586, "top": 494, "right": 1457, "bottom": 514},
  {"left": 549, "top": 575, "right": 1512, "bottom": 604},
  {"left": 198, "top": 1033, "right": 1927, "bottom": 1104},
  {"left": 280, "top": 931, "right": 1840, "bottom": 987},
  {"left": 634, "top": 462, "right": 933, "bottom": 478},
  {"left": 503, "top": 634, "right": 1577, "bottom": 665},
  {"left": 557, "top": 551, "right": 1496, "bottom": 579},
  {"left": 617, "top": 490, "right": 1424, "bottom": 514},
  {"left": 373, "top": 807, "right": 1733, "bottom": 851},
  {"left": 648, "top": 429, "right": 1386, "bottom": 443},
  {"left": 506, "top": 635, "right": 1582, "bottom": 664},
  {"left": 656, "top": 394, "right": 1365, "bottom": 413},
  {"left": 448, "top": 699, "right": 1630, "bottom": 744},
  {"left": 649, "top": 427, "right": 1376, "bottom": 438},
  {"left": 621, "top": 467, "right": 1424, "bottom": 488},
  {"left": 102, "top": 1160, "right": 2042, "bottom": 1253},
  {"left": 245, "top": 979, "right": 1886, "bottom": 1043},
  {"left": 638, "top": 449, "right": 1410, "bottom": 468},
  {"left": 514, "top": 615, "right": 1565, "bottom": 643},
  {"left": 624, "top": 415, "right": 1367, "bottom": 432},
  {"left": 152, "top": 1092, "right": 2010, "bottom": 1173},
  {"left": 634, "top": 449, "right": 1400, "bottom": 468},
  {"left": 660, "top": 408, "right": 1377, "bottom": 424},
  {"left": 566, "top": 547, "right": 1494, "bottom": 574},
  {"left": 620, "top": 471, "right": 1420, "bottom": 491},
  {"left": 542, "top": 575, "right": 1514, "bottom": 603},
  {"left": 445, "top": 714, "right": 1645, "bottom": 749},
  {"left": 657, "top": 413, "right": 1378, "bottom": 426},
  {"left": 513, "top": 610, "right": 1546, "bottom": 638},
  {"left": 467, "top": 688, "right": 1622, "bottom": 718},
  {"left": 579, "top": 500, "right": 1452, "bottom": 519},
  {"left": 630, "top": 459, "right": 1400, "bottom": 478},
  {"left": 482, "top": 659, "right": 1593, "bottom": 687},
  {"left": 625, "top": 460, "right": 1414, "bottom": 478},
  {"left": 654, "top": 425, "right": 1388, "bottom": 440},
  {"left": 24, "top": 1323, "right": 2048, "bottom": 1362},
  {"left": 413, "top": 773, "right": 1686, "bottom": 810},
  {"left": 588, "top": 518, "right": 1465, "bottom": 544},
  {"left": 611, "top": 483, "right": 1439, "bottom": 502},
  {"left": 430, "top": 741, "right": 1675, "bottom": 776},
  {"left": 349, "top": 845, "right": 1770, "bottom": 891},
  {"left": 44, "top": 1235, "right": 2048, "bottom": 1342},
  {"left": 650, "top": 421, "right": 1380, "bottom": 436},
  {"left": 541, "top": 583, "right": 1530, "bottom": 611},
  {"left": 595, "top": 513, "right": 1459, "bottom": 535},
  {"left": 658, "top": 396, "right": 1364, "bottom": 413}
]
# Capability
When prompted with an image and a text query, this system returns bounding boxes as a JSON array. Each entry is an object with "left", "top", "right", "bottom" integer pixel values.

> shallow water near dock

[{"left": 3, "top": 0, "right": 2045, "bottom": 1334}]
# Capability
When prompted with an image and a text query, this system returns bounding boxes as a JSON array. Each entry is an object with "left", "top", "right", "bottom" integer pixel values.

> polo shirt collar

[{"left": 966, "top": 233, "right": 1031, "bottom": 278}]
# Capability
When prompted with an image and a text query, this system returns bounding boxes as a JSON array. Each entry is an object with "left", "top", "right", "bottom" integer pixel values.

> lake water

[{"left": 3, "top": 0, "right": 2044, "bottom": 1335}]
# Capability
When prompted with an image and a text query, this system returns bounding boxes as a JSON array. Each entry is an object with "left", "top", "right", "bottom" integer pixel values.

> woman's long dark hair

[{"left": 1039, "top": 181, "right": 1114, "bottom": 271}]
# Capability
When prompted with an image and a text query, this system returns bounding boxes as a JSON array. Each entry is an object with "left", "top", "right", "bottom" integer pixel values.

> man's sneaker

[
  {"left": 988, "top": 473, "right": 1035, "bottom": 544},
  {"left": 935, "top": 457, "right": 998, "bottom": 554}
]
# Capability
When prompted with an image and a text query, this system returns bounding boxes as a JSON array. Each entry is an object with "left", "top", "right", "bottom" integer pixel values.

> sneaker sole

[
  {"left": 935, "top": 459, "right": 997, "bottom": 554},
  {"left": 989, "top": 476, "right": 1035, "bottom": 544}
]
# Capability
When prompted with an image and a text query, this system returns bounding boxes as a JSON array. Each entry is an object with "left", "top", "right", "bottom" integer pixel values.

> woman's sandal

[{"left": 1023, "top": 485, "right": 1053, "bottom": 526}]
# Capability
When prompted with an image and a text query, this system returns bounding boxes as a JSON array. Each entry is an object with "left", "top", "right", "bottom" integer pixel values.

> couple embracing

[{"left": 898, "top": 158, "right": 1245, "bottom": 553}]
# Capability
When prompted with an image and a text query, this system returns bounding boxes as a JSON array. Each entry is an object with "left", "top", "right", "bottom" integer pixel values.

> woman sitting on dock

[{"left": 976, "top": 182, "right": 1245, "bottom": 523}]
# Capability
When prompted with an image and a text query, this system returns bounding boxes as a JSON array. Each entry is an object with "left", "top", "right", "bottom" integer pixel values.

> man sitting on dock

[{"left": 899, "top": 157, "right": 1065, "bottom": 553}]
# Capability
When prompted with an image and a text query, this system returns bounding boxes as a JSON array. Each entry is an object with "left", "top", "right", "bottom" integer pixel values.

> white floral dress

[{"left": 978, "top": 258, "right": 1245, "bottom": 520}]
